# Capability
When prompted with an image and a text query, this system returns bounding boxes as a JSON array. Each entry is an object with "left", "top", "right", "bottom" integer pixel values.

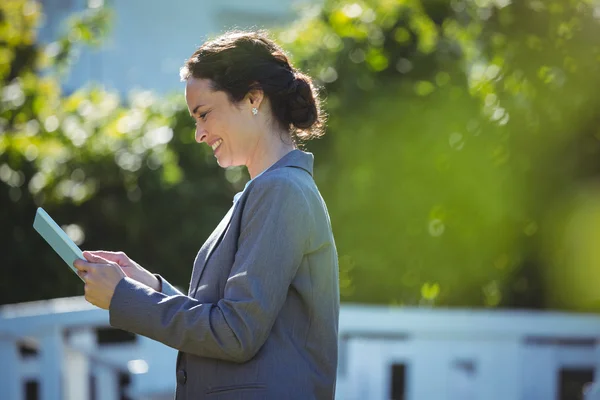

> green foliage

[
  {"left": 0, "top": 1, "right": 238, "bottom": 305},
  {"left": 3, "top": 0, "right": 600, "bottom": 312},
  {"left": 279, "top": 0, "right": 600, "bottom": 309}
]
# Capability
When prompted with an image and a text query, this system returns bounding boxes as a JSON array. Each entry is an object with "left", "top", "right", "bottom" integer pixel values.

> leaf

[{"left": 421, "top": 282, "right": 440, "bottom": 300}]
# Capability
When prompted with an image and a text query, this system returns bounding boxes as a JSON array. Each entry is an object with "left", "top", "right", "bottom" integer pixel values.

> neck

[{"left": 246, "top": 131, "right": 296, "bottom": 179}]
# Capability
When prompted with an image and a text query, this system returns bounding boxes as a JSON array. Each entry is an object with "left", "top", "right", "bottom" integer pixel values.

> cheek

[
  {"left": 232, "top": 114, "right": 254, "bottom": 140},
  {"left": 222, "top": 116, "right": 246, "bottom": 143}
]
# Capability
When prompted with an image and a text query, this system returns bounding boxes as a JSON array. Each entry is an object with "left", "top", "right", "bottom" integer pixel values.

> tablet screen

[{"left": 33, "top": 207, "right": 85, "bottom": 281}]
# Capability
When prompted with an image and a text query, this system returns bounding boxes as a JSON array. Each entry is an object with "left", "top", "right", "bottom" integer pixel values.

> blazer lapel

[
  {"left": 188, "top": 206, "right": 235, "bottom": 296},
  {"left": 187, "top": 150, "right": 314, "bottom": 297}
]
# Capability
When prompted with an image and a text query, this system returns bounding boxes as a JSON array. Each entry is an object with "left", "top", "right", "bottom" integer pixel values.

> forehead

[{"left": 185, "top": 78, "right": 217, "bottom": 104}]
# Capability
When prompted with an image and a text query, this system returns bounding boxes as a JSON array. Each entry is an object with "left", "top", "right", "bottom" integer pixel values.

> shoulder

[
  {"left": 238, "top": 167, "right": 316, "bottom": 242},
  {"left": 242, "top": 167, "right": 313, "bottom": 214},
  {"left": 251, "top": 167, "right": 311, "bottom": 197}
]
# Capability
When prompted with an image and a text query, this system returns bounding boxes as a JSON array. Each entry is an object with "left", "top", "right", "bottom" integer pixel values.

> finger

[
  {"left": 85, "top": 250, "right": 126, "bottom": 264},
  {"left": 87, "top": 261, "right": 123, "bottom": 275},
  {"left": 75, "top": 261, "right": 109, "bottom": 275},
  {"left": 83, "top": 252, "right": 112, "bottom": 264},
  {"left": 78, "top": 268, "right": 91, "bottom": 282},
  {"left": 73, "top": 259, "right": 92, "bottom": 272}
]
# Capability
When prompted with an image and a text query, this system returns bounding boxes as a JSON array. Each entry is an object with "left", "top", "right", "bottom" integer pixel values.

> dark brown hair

[{"left": 180, "top": 30, "right": 325, "bottom": 143}]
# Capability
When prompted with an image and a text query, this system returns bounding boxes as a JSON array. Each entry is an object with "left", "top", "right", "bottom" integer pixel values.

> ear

[{"left": 246, "top": 85, "right": 265, "bottom": 112}]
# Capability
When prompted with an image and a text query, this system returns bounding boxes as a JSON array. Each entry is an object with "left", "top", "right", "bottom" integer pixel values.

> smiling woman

[
  {"left": 180, "top": 30, "right": 325, "bottom": 177},
  {"left": 75, "top": 30, "right": 340, "bottom": 400}
]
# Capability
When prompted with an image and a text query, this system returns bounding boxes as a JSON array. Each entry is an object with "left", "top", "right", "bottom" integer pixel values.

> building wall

[{"left": 38, "top": 0, "right": 313, "bottom": 94}]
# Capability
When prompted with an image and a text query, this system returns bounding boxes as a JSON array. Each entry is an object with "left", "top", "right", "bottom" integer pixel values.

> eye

[{"left": 199, "top": 111, "right": 209, "bottom": 121}]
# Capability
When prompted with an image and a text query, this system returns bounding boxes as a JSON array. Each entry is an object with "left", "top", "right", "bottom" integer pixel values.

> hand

[
  {"left": 82, "top": 250, "right": 161, "bottom": 291},
  {"left": 73, "top": 256, "right": 126, "bottom": 310}
]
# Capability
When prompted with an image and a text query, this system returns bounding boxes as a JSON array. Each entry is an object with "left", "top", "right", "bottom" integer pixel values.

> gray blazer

[{"left": 109, "top": 149, "right": 340, "bottom": 399}]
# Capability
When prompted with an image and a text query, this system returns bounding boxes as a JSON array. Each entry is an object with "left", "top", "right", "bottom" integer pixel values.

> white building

[
  {"left": 1, "top": 296, "right": 599, "bottom": 400},
  {"left": 38, "top": 0, "right": 316, "bottom": 95},
  {"left": 336, "top": 306, "right": 600, "bottom": 400}
]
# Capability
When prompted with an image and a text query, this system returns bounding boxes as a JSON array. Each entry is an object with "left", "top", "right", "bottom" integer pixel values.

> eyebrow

[{"left": 190, "top": 104, "right": 204, "bottom": 117}]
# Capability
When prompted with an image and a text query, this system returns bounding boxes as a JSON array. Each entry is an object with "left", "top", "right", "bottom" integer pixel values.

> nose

[{"left": 195, "top": 126, "right": 207, "bottom": 144}]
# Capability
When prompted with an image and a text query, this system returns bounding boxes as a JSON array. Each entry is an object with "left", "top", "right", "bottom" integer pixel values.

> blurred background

[{"left": 2, "top": 0, "right": 600, "bottom": 399}]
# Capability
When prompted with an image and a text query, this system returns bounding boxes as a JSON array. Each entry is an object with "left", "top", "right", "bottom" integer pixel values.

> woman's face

[{"left": 185, "top": 77, "right": 259, "bottom": 168}]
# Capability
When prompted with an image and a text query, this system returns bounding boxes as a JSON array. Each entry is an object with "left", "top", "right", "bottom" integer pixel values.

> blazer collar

[{"left": 263, "top": 149, "right": 314, "bottom": 177}]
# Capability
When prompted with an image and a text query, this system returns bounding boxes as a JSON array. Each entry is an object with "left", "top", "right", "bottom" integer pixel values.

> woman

[{"left": 74, "top": 30, "right": 340, "bottom": 400}]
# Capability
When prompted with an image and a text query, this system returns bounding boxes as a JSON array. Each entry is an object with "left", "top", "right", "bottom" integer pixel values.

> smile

[{"left": 211, "top": 139, "right": 223, "bottom": 151}]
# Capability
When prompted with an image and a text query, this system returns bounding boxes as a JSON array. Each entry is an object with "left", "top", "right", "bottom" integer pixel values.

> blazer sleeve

[
  {"left": 108, "top": 175, "right": 312, "bottom": 362},
  {"left": 154, "top": 274, "right": 185, "bottom": 297}
]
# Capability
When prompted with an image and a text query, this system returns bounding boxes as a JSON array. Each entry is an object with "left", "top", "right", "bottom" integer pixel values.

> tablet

[{"left": 33, "top": 207, "right": 85, "bottom": 281}]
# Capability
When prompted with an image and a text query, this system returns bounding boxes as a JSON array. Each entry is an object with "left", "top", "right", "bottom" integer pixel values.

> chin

[
  {"left": 216, "top": 157, "right": 234, "bottom": 169},
  {"left": 217, "top": 155, "right": 243, "bottom": 169}
]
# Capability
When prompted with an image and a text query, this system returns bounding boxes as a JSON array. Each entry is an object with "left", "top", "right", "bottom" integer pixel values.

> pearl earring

[{"left": 252, "top": 107, "right": 258, "bottom": 116}]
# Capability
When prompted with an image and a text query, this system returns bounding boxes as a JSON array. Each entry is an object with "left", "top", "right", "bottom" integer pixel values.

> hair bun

[
  {"left": 286, "top": 74, "right": 318, "bottom": 130},
  {"left": 182, "top": 30, "right": 325, "bottom": 142}
]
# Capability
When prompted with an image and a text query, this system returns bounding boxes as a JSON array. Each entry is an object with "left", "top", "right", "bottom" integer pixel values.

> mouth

[{"left": 211, "top": 139, "right": 223, "bottom": 152}]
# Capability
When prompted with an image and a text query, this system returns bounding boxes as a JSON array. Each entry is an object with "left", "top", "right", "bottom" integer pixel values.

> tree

[
  {"left": 0, "top": 1, "right": 237, "bottom": 304},
  {"left": 3, "top": 0, "right": 600, "bottom": 311},
  {"left": 280, "top": 0, "right": 600, "bottom": 309}
]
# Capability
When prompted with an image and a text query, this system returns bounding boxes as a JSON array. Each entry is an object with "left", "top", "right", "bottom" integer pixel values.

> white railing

[
  {"left": 0, "top": 297, "right": 176, "bottom": 400},
  {"left": 2, "top": 298, "right": 600, "bottom": 400}
]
